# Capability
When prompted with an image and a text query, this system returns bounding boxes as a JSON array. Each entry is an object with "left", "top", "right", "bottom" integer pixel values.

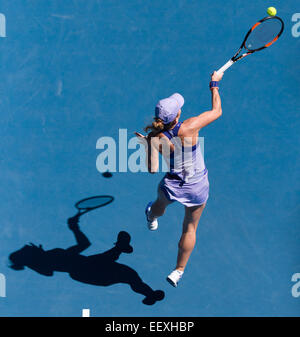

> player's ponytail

[{"left": 144, "top": 118, "right": 176, "bottom": 137}]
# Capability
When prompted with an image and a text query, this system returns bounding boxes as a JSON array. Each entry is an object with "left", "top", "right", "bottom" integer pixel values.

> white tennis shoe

[
  {"left": 166, "top": 270, "right": 184, "bottom": 287},
  {"left": 145, "top": 201, "right": 158, "bottom": 231}
]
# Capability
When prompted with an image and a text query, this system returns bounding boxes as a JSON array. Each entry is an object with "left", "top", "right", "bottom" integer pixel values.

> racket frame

[
  {"left": 74, "top": 195, "right": 114, "bottom": 216},
  {"left": 216, "top": 16, "right": 284, "bottom": 74}
]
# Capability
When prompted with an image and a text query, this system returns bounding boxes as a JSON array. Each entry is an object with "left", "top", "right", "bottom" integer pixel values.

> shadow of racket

[{"left": 70, "top": 195, "right": 114, "bottom": 221}]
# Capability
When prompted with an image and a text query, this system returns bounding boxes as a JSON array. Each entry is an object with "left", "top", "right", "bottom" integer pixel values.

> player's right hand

[{"left": 211, "top": 71, "right": 223, "bottom": 82}]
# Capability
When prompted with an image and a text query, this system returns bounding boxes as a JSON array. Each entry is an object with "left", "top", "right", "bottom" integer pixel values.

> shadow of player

[{"left": 9, "top": 216, "right": 164, "bottom": 305}]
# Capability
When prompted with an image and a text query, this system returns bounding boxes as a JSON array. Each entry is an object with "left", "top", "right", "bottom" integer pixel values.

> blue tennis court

[{"left": 0, "top": 0, "right": 299, "bottom": 316}]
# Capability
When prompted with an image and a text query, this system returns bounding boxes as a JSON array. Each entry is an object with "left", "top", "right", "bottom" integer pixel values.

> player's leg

[
  {"left": 117, "top": 263, "right": 165, "bottom": 305},
  {"left": 145, "top": 185, "right": 173, "bottom": 230},
  {"left": 176, "top": 203, "right": 205, "bottom": 270},
  {"left": 167, "top": 203, "right": 205, "bottom": 286},
  {"left": 151, "top": 185, "right": 173, "bottom": 217}
]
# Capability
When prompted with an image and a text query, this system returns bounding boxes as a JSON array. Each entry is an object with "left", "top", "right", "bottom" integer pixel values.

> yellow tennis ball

[{"left": 267, "top": 7, "right": 277, "bottom": 16}]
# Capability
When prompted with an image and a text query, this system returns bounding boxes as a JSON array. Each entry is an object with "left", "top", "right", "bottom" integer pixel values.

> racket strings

[{"left": 245, "top": 18, "right": 283, "bottom": 51}]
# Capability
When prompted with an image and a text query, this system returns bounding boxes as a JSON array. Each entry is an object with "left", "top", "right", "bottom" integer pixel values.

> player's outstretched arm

[
  {"left": 66, "top": 217, "right": 91, "bottom": 254},
  {"left": 184, "top": 71, "right": 223, "bottom": 132}
]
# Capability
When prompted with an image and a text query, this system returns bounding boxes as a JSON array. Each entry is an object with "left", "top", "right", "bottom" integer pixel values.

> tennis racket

[
  {"left": 216, "top": 16, "right": 284, "bottom": 74},
  {"left": 73, "top": 195, "right": 114, "bottom": 218}
]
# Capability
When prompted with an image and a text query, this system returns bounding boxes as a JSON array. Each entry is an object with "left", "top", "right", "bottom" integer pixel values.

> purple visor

[{"left": 155, "top": 93, "right": 184, "bottom": 124}]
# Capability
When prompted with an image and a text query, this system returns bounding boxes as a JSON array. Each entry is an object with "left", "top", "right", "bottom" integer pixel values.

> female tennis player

[{"left": 135, "top": 71, "right": 223, "bottom": 287}]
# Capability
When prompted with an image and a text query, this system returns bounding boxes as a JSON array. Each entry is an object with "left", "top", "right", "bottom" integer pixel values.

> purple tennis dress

[{"left": 159, "top": 122, "right": 209, "bottom": 207}]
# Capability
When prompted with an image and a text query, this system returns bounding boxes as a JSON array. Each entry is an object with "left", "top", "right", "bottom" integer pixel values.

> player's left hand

[{"left": 134, "top": 132, "right": 148, "bottom": 146}]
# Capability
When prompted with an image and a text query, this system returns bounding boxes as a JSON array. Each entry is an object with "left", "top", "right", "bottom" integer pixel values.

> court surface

[{"left": 0, "top": 0, "right": 299, "bottom": 316}]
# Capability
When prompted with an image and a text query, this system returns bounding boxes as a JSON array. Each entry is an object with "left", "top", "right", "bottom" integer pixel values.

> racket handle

[{"left": 216, "top": 59, "right": 234, "bottom": 74}]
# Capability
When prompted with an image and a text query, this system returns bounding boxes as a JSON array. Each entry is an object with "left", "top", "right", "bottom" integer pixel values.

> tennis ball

[{"left": 267, "top": 7, "right": 277, "bottom": 16}]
